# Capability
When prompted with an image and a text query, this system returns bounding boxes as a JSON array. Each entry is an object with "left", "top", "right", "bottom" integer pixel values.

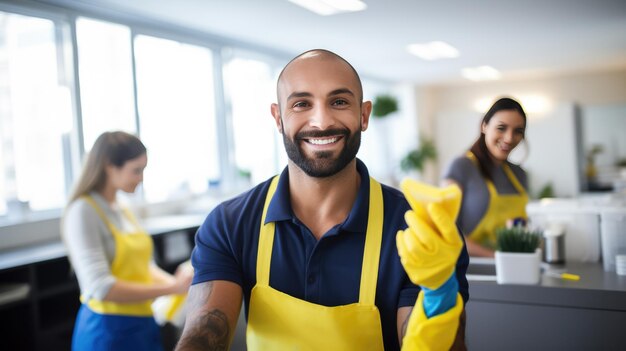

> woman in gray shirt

[{"left": 442, "top": 98, "right": 529, "bottom": 257}]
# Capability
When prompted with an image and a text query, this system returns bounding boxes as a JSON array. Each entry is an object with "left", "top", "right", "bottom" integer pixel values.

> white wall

[
  {"left": 522, "top": 103, "right": 579, "bottom": 197},
  {"left": 418, "top": 68, "right": 626, "bottom": 198},
  {"left": 360, "top": 83, "right": 418, "bottom": 187},
  {"left": 581, "top": 104, "right": 626, "bottom": 168}
]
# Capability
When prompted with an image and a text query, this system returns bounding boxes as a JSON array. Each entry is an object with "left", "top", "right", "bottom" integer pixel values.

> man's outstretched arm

[{"left": 176, "top": 280, "right": 242, "bottom": 351}]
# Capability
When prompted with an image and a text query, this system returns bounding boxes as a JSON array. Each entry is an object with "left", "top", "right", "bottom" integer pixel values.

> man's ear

[
  {"left": 271, "top": 103, "right": 283, "bottom": 133},
  {"left": 360, "top": 101, "right": 372, "bottom": 132}
]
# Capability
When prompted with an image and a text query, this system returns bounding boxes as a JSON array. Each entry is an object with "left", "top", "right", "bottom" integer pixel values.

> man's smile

[{"left": 304, "top": 136, "right": 342, "bottom": 146}]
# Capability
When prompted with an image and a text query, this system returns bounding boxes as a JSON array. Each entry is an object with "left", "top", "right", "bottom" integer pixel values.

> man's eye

[
  {"left": 293, "top": 101, "right": 308, "bottom": 108},
  {"left": 332, "top": 99, "right": 348, "bottom": 106}
]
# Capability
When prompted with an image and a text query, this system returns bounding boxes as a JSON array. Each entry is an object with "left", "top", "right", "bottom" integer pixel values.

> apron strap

[
  {"left": 257, "top": 176, "right": 280, "bottom": 286},
  {"left": 359, "top": 178, "right": 383, "bottom": 305},
  {"left": 465, "top": 152, "right": 498, "bottom": 196},
  {"left": 465, "top": 151, "right": 477, "bottom": 163},
  {"left": 83, "top": 196, "right": 119, "bottom": 235},
  {"left": 502, "top": 164, "right": 527, "bottom": 196},
  {"left": 256, "top": 176, "right": 384, "bottom": 305},
  {"left": 466, "top": 152, "right": 526, "bottom": 197},
  {"left": 83, "top": 196, "right": 143, "bottom": 234}
]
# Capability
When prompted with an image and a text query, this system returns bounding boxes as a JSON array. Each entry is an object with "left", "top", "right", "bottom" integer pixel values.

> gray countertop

[
  {"left": 0, "top": 213, "right": 206, "bottom": 271},
  {"left": 141, "top": 213, "right": 206, "bottom": 236},
  {"left": 469, "top": 262, "right": 626, "bottom": 312}
]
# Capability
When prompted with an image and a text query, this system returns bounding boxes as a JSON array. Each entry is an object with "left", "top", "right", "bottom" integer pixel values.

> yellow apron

[
  {"left": 246, "top": 176, "right": 386, "bottom": 351},
  {"left": 81, "top": 196, "right": 154, "bottom": 316},
  {"left": 466, "top": 152, "right": 529, "bottom": 247}
]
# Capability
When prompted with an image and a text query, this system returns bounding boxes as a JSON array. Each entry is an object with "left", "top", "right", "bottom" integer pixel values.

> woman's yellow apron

[
  {"left": 466, "top": 152, "right": 529, "bottom": 247},
  {"left": 246, "top": 177, "right": 386, "bottom": 350},
  {"left": 81, "top": 195, "right": 154, "bottom": 315},
  {"left": 72, "top": 196, "right": 161, "bottom": 351}
]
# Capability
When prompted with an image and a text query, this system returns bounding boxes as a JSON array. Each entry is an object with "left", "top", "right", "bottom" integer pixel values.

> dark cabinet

[{"left": 0, "top": 253, "right": 78, "bottom": 351}]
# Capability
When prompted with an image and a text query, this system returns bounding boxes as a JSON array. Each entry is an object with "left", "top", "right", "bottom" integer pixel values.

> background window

[
  {"left": 224, "top": 56, "right": 284, "bottom": 184},
  {"left": 134, "top": 35, "right": 220, "bottom": 202},
  {"left": 0, "top": 12, "right": 73, "bottom": 216},
  {"left": 76, "top": 18, "right": 136, "bottom": 150}
]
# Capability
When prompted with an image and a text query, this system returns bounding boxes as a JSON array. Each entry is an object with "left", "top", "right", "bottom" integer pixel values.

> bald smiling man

[{"left": 176, "top": 49, "right": 469, "bottom": 351}]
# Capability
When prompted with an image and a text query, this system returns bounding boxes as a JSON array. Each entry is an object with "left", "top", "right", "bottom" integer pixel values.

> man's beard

[{"left": 283, "top": 127, "right": 361, "bottom": 178}]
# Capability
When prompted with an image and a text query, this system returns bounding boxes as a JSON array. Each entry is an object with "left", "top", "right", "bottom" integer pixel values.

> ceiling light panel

[
  {"left": 288, "top": 0, "right": 367, "bottom": 16},
  {"left": 461, "top": 66, "right": 501, "bottom": 81},
  {"left": 406, "top": 41, "right": 459, "bottom": 61}
]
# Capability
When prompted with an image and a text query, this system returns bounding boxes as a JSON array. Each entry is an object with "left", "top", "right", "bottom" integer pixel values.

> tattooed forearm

[
  {"left": 186, "top": 281, "right": 214, "bottom": 312},
  {"left": 177, "top": 309, "right": 230, "bottom": 350},
  {"left": 175, "top": 282, "right": 232, "bottom": 351}
]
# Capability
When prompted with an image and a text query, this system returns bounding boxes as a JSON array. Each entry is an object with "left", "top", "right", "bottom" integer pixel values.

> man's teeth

[{"left": 309, "top": 137, "right": 338, "bottom": 145}]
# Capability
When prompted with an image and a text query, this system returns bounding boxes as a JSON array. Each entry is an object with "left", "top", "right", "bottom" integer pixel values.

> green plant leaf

[
  {"left": 400, "top": 137, "right": 437, "bottom": 172},
  {"left": 537, "top": 183, "right": 554, "bottom": 199},
  {"left": 496, "top": 226, "right": 541, "bottom": 253},
  {"left": 372, "top": 95, "right": 398, "bottom": 118}
]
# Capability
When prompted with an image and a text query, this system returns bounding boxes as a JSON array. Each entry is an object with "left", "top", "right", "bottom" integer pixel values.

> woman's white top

[{"left": 62, "top": 192, "right": 139, "bottom": 300}]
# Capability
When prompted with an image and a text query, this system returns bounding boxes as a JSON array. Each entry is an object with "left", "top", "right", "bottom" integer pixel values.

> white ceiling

[{"left": 56, "top": 0, "right": 626, "bottom": 84}]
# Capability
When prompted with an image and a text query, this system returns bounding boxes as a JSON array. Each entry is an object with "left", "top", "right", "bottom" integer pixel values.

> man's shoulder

[
  {"left": 379, "top": 182, "right": 410, "bottom": 212},
  {"left": 215, "top": 177, "right": 275, "bottom": 215},
  {"left": 379, "top": 182, "right": 404, "bottom": 199},
  {"left": 198, "top": 177, "right": 276, "bottom": 241}
]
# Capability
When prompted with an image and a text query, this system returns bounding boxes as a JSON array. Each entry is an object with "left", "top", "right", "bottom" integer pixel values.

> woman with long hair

[
  {"left": 442, "top": 97, "right": 529, "bottom": 257},
  {"left": 62, "top": 131, "right": 192, "bottom": 350}
]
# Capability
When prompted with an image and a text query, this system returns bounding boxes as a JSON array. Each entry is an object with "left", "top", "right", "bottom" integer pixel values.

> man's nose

[{"left": 309, "top": 106, "right": 336, "bottom": 130}]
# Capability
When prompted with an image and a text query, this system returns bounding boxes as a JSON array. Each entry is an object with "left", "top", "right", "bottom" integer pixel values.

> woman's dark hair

[
  {"left": 67, "top": 131, "right": 146, "bottom": 204},
  {"left": 469, "top": 97, "right": 526, "bottom": 181}
]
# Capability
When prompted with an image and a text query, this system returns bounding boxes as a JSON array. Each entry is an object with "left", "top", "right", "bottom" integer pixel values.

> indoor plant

[
  {"left": 371, "top": 94, "right": 398, "bottom": 118},
  {"left": 585, "top": 144, "right": 604, "bottom": 180},
  {"left": 400, "top": 137, "right": 437, "bottom": 173},
  {"left": 494, "top": 226, "right": 542, "bottom": 284}
]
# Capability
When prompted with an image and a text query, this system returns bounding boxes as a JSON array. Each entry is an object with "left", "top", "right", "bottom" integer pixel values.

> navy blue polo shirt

[{"left": 192, "top": 159, "right": 469, "bottom": 351}]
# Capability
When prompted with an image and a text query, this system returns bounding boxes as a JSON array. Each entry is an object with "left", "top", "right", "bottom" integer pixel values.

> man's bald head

[{"left": 276, "top": 49, "right": 364, "bottom": 107}]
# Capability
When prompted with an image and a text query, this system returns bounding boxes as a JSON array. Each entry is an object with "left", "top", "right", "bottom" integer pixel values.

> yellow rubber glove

[
  {"left": 402, "top": 292, "right": 464, "bottom": 351},
  {"left": 397, "top": 179, "right": 465, "bottom": 351},
  {"left": 396, "top": 179, "right": 463, "bottom": 290}
]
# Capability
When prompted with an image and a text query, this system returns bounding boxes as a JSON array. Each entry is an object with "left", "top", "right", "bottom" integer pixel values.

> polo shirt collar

[
  {"left": 264, "top": 167, "right": 293, "bottom": 223},
  {"left": 264, "top": 159, "right": 371, "bottom": 235}
]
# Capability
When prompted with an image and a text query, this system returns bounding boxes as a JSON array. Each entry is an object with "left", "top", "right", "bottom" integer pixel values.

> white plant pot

[{"left": 495, "top": 249, "right": 541, "bottom": 285}]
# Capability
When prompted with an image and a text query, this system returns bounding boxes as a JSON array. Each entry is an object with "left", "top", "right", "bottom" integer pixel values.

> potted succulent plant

[{"left": 494, "top": 227, "right": 542, "bottom": 285}]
